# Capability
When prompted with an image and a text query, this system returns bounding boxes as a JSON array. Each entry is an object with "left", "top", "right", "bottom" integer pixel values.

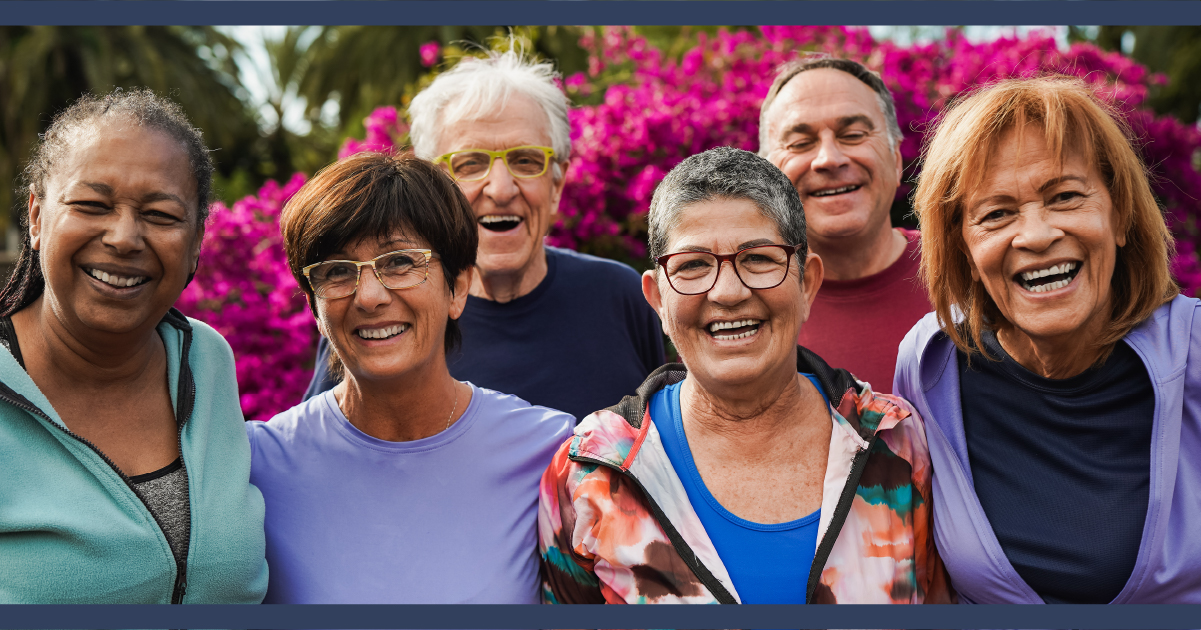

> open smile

[
  {"left": 355, "top": 323, "right": 409, "bottom": 340},
  {"left": 707, "top": 319, "right": 762, "bottom": 340},
  {"left": 83, "top": 266, "right": 150, "bottom": 289},
  {"left": 810, "top": 184, "right": 861, "bottom": 198},
  {"left": 1015, "top": 261, "right": 1081, "bottom": 293},
  {"left": 478, "top": 215, "right": 523, "bottom": 232}
]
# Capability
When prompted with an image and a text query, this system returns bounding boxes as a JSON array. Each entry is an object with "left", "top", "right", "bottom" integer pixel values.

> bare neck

[
  {"left": 469, "top": 248, "right": 549, "bottom": 304},
  {"left": 679, "top": 369, "right": 829, "bottom": 456},
  {"left": 810, "top": 226, "right": 907, "bottom": 281},
  {"left": 995, "top": 323, "right": 1112, "bottom": 380},
  {"left": 334, "top": 363, "right": 467, "bottom": 442},
  {"left": 12, "top": 296, "right": 165, "bottom": 388}
]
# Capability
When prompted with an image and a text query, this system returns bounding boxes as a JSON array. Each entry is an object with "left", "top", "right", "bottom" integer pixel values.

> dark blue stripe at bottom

[{"left": 3, "top": 603, "right": 1201, "bottom": 629}]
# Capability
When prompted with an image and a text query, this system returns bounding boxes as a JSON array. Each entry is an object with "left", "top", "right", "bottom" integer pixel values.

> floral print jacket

[{"left": 538, "top": 347, "right": 955, "bottom": 604}]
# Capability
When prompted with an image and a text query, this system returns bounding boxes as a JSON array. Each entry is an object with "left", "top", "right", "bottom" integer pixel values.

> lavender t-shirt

[{"left": 246, "top": 384, "right": 572, "bottom": 604}]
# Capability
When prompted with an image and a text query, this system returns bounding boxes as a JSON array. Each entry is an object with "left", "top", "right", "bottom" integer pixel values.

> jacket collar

[{"left": 573, "top": 345, "right": 903, "bottom": 467}]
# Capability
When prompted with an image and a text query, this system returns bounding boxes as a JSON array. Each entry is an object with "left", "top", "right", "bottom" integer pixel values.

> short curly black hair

[{"left": 1, "top": 88, "right": 213, "bottom": 317}]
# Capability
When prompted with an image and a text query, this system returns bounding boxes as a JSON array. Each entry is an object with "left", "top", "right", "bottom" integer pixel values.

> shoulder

[
  {"left": 547, "top": 246, "right": 644, "bottom": 286},
  {"left": 177, "top": 315, "right": 236, "bottom": 367},
  {"left": 246, "top": 391, "right": 329, "bottom": 449},
  {"left": 896, "top": 312, "right": 945, "bottom": 369},
  {"left": 1126, "top": 294, "right": 1201, "bottom": 378},
  {"left": 470, "top": 385, "right": 574, "bottom": 443}
]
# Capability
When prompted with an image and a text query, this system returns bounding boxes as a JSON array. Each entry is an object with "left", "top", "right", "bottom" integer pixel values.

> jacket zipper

[
  {"left": 168, "top": 322, "right": 196, "bottom": 605},
  {"left": 805, "top": 432, "right": 879, "bottom": 603},
  {"left": 570, "top": 454, "right": 739, "bottom": 604},
  {"left": 0, "top": 314, "right": 197, "bottom": 605}
]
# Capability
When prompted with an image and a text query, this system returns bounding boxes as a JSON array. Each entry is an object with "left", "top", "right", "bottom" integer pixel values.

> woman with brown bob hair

[
  {"left": 894, "top": 76, "right": 1201, "bottom": 603},
  {"left": 245, "top": 152, "right": 571, "bottom": 603}
]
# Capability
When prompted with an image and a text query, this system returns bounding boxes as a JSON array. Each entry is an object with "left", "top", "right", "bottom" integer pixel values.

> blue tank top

[{"left": 650, "top": 377, "right": 824, "bottom": 604}]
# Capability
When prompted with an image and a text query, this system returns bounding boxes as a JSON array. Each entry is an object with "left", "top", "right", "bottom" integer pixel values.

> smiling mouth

[
  {"left": 85, "top": 267, "right": 149, "bottom": 288},
  {"left": 708, "top": 319, "right": 762, "bottom": 340},
  {"left": 479, "top": 215, "right": 523, "bottom": 232},
  {"left": 356, "top": 324, "right": 409, "bottom": 340},
  {"left": 810, "top": 185, "right": 861, "bottom": 197},
  {"left": 1017, "top": 262, "right": 1080, "bottom": 293}
]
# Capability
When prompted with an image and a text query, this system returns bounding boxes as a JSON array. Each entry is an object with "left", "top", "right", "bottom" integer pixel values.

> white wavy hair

[{"left": 408, "top": 46, "right": 572, "bottom": 181}]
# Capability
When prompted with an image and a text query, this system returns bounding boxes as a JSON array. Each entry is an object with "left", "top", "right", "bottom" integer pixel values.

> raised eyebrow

[
  {"left": 781, "top": 115, "right": 874, "bottom": 140},
  {"left": 737, "top": 238, "right": 778, "bottom": 250},
  {"left": 1037, "top": 175, "right": 1088, "bottom": 193},
  {"left": 381, "top": 237, "right": 419, "bottom": 249},
  {"left": 782, "top": 123, "right": 816, "bottom": 140},
  {"left": 673, "top": 244, "right": 714, "bottom": 254},
  {"left": 141, "top": 191, "right": 189, "bottom": 208},
  {"left": 83, "top": 182, "right": 114, "bottom": 196},
  {"left": 967, "top": 194, "right": 1016, "bottom": 216},
  {"left": 835, "top": 114, "right": 876, "bottom": 131}
]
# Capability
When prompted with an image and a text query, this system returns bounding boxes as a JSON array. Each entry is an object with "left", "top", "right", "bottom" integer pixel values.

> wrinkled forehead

[
  {"left": 960, "top": 120, "right": 1099, "bottom": 203},
  {"left": 44, "top": 118, "right": 199, "bottom": 209},
  {"left": 433, "top": 91, "right": 553, "bottom": 152},
  {"left": 766, "top": 68, "right": 887, "bottom": 133},
  {"left": 665, "top": 197, "right": 785, "bottom": 251}
]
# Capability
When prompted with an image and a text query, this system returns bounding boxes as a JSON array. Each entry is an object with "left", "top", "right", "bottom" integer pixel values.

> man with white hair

[
  {"left": 305, "top": 49, "right": 664, "bottom": 420},
  {"left": 758, "top": 56, "right": 931, "bottom": 394}
]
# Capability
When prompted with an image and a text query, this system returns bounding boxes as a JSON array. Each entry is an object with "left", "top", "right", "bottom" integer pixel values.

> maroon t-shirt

[{"left": 797, "top": 229, "right": 931, "bottom": 394}]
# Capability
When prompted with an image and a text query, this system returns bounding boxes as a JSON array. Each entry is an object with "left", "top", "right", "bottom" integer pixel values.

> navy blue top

[
  {"left": 651, "top": 378, "right": 822, "bottom": 604},
  {"left": 957, "top": 329, "right": 1153, "bottom": 604},
  {"left": 305, "top": 247, "right": 666, "bottom": 421}
]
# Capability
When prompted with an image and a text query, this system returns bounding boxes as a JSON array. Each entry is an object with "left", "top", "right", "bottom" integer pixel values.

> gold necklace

[{"left": 445, "top": 382, "right": 460, "bottom": 431}]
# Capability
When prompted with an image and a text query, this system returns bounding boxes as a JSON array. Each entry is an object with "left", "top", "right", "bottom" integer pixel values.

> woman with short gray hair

[{"left": 538, "top": 147, "right": 952, "bottom": 604}]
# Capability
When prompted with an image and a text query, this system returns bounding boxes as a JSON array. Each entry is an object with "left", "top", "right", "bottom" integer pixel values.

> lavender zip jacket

[{"left": 893, "top": 294, "right": 1201, "bottom": 603}]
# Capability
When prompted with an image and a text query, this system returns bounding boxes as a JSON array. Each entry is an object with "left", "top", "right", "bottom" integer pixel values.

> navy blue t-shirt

[
  {"left": 652, "top": 378, "right": 823, "bottom": 604},
  {"left": 957, "top": 329, "right": 1153, "bottom": 604},
  {"left": 304, "top": 247, "right": 666, "bottom": 421}
]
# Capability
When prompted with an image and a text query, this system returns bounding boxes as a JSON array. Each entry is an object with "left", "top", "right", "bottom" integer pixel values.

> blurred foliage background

[{"left": 1, "top": 25, "right": 1198, "bottom": 237}]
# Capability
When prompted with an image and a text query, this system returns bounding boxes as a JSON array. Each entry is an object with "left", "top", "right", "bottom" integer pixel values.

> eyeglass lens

[
  {"left": 449, "top": 148, "right": 548, "bottom": 181},
  {"left": 309, "top": 251, "right": 429, "bottom": 298},
  {"left": 663, "top": 246, "right": 792, "bottom": 294}
]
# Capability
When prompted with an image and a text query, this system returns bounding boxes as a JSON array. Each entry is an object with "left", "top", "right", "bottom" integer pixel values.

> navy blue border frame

[
  {"left": 0, "top": 1, "right": 1198, "bottom": 27},
  {"left": 2, "top": 603, "right": 1201, "bottom": 628},
  {"left": 2, "top": 1, "right": 1200, "bottom": 628}
]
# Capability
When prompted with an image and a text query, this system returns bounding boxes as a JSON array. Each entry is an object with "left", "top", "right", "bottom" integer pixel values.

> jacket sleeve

[
  {"left": 900, "top": 400, "right": 958, "bottom": 605},
  {"left": 538, "top": 438, "right": 606, "bottom": 604},
  {"left": 892, "top": 317, "right": 924, "bottom": 402}
]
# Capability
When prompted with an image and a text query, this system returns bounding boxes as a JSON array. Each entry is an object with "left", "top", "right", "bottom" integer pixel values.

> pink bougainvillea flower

[
  {"left": 420, "top": 41, "right": 441, "bottom": 67},
  {"left": 186, "top": 26, "right": 1201, "bottom": 420}
]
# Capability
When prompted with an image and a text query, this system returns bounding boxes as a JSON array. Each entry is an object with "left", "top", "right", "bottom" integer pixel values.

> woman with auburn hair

[
  {"left": 247, "top": 152, "right": 571, "bottom": 603},
  {"left": 895, "top": 76, "right": 1201, "bottom": 603}
]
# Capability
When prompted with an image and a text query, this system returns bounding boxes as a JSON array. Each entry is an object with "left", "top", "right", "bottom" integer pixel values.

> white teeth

[
  {"left": 87, "top": 268, "right": 147, "bottom": 288},
  {"left": 811, "top": 185, "right": 859, "bottom": 197},
  {"left": 708, "top": 319, "right": 761, "bottom": 333},
  {"left": 1020, "top": 262, "right": 1079, "bottom": 282},
  {"left": 714, "top": 327, "right": 760, "bottom": 341},
  {"left": 1025, "top": 278, "right": 1071, "bottom": 293},
  {"left": 479, "top": 215, "right": 522, "bottom": 224},
  {"left": 356, "top": 324, "right": 408, "bottom": 340}
]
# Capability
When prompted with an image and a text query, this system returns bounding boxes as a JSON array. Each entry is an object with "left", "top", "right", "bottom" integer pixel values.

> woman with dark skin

[{"left": 0, "top": 90, "right": 267, "bottom": 604}]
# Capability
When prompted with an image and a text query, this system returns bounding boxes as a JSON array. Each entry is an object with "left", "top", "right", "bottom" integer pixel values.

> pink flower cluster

[
  {"left": 552, "top": 25, "right": 1201, "bottom": 285},
  {"left": 175, "top": 174, "right": 314, "bottom": 420},
  {"left": 182, "top": 26, "right": 1201, "bottom": 419},
  {"left": 338, "top": 106, "right": 409, "bottom": 160}
]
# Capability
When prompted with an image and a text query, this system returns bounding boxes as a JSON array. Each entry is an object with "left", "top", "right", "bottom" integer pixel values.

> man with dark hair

[{"left": 758, "top": 55, "right": 931, "bottom": 394}]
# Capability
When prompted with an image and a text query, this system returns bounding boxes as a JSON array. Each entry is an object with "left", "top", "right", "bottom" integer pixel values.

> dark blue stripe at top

[{"left": 0, "top": 1, "right": 1197, "bottom": 27}]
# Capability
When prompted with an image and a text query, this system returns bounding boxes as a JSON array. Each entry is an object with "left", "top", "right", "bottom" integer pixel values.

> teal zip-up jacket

[{"left": 0, "top": 309, "right": 268, "bottom": 604}]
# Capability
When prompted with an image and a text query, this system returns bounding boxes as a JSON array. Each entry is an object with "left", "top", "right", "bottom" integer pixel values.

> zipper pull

[{"left": 172, "top": 571, "right": 188, "bottom": 604}]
